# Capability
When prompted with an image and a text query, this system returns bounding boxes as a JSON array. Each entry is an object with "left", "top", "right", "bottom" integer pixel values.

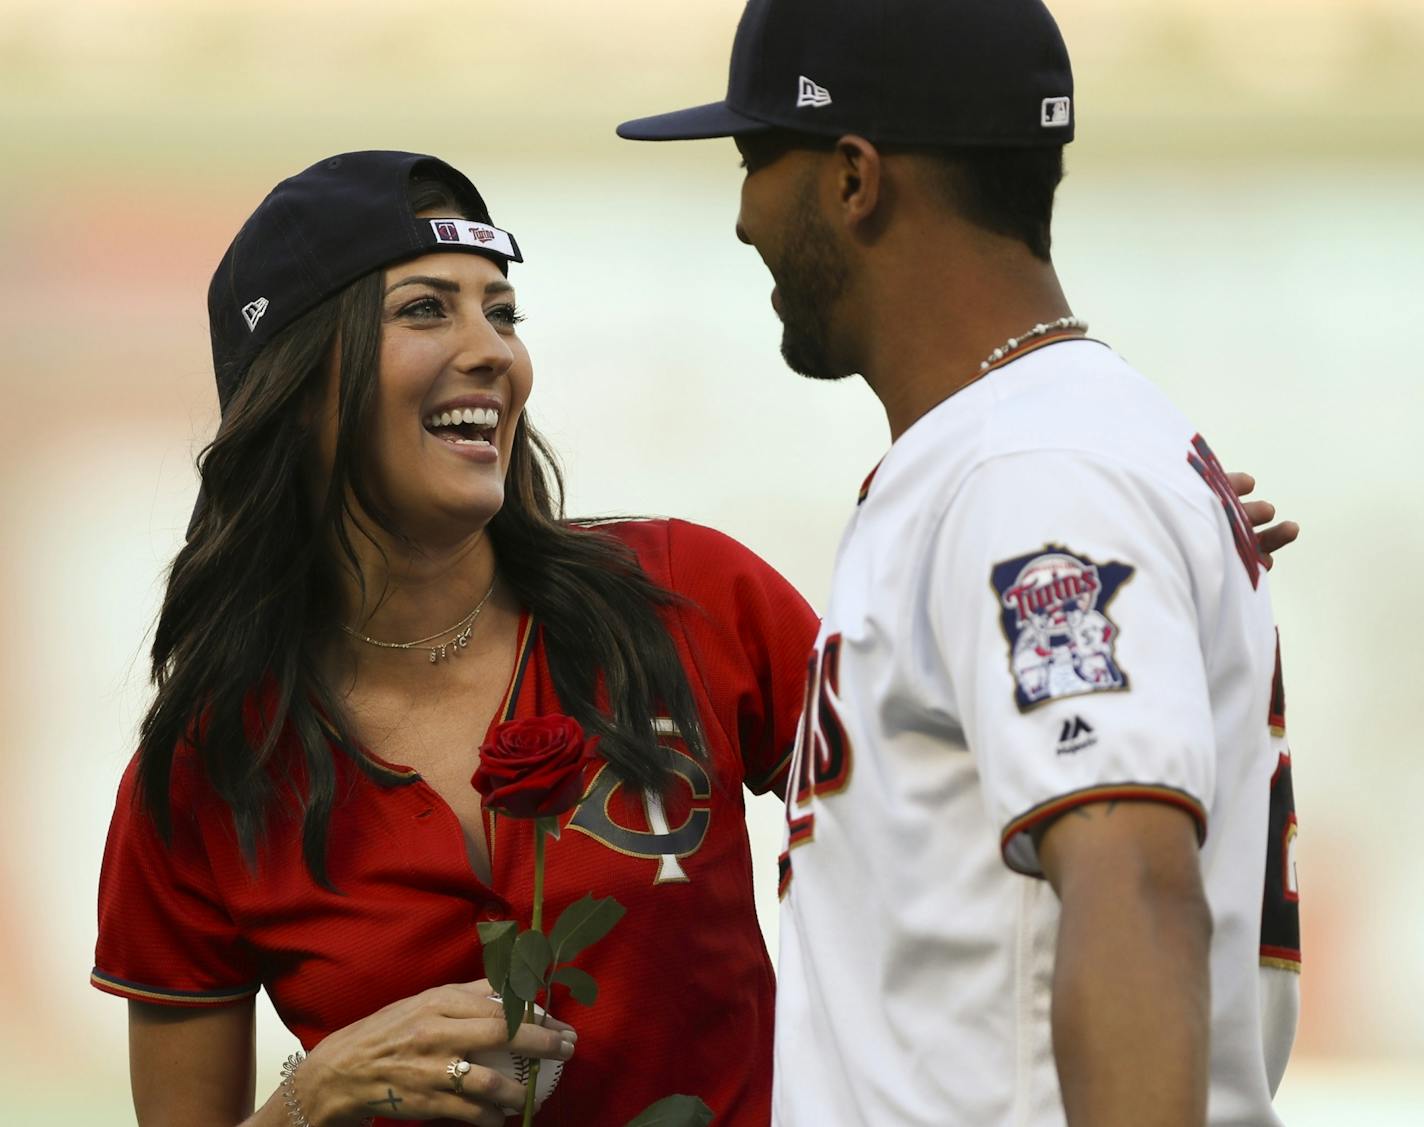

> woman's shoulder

[
  {"left": 114, "top": 679, "right": 303, "bottom": 821},
  {"left": 110, "top": 735, "right": 225, "bottom": 833},
  {"left": 572, "top": 517, "right": 816, "bottom": 640},
  {"left": 568, "top": 517, "right": 778, "bottom": 587}
]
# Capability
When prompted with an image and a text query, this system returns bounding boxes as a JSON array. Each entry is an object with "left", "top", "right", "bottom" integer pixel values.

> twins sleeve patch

[{"left": 990, "top": 545, "right": 1135, "bottom": 713}]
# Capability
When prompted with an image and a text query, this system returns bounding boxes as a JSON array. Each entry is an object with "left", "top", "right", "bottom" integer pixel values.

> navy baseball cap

[
  {"left": 617, "top": 0, "right": 1074, "bottom": 147},
  {"left": 191, "top": 150, "right": 520, "bottom": 539},
  {"left": 208, "top": 150, "right": 523, "bottom": 413}
]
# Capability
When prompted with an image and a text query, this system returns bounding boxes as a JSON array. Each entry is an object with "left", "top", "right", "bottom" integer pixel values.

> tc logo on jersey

[
  {"left": 991, "top": 545, "right": 1135, "bottom": 712},
  {"left": 566, "top": 721, "right": 712, "bottom": 884}
]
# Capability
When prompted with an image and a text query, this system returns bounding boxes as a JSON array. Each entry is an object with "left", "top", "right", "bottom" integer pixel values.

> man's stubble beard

[{"left": 774, "top": 181, "right": 854, "bottom": 383}]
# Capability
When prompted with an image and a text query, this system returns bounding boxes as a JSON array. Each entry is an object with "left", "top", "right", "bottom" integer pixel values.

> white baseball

[
  {"left": 474, "top": 999, "right": 564, "bottom": 1111},
  {"left": 471, "top": 1048, "right": 562, "bottom": 1111}
]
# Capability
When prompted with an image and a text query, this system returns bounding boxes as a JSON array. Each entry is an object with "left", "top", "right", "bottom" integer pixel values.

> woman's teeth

[
  {"left": 423, "top": 406, "right": 500, "bottom": 446},
  {"left": 424, "top": 406, "right": 500, "bottom": 429}
]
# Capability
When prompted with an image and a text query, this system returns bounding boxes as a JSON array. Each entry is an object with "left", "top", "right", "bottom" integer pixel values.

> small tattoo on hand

[{"left": 367, "top": 1088, "right": 403, "bottom": 1111}]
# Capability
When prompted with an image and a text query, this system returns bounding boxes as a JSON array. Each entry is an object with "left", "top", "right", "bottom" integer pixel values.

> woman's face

[{"left": 314, "top": 249, "right": 533, "bottom": 546}]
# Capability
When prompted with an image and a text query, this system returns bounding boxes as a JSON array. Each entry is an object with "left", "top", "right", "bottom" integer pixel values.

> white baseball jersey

[{"left": 774, "top": 338, "right": 1299, "bottom": 1126}]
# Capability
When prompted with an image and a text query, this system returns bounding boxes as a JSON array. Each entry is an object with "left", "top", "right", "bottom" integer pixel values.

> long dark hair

[{"left": 138, "top": 180, "right": 707, "bottom": 885}]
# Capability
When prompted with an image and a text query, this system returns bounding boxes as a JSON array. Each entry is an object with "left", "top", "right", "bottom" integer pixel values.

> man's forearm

[{"left": 1052, "top": 877, "right": 1212, "bottom": 1126}]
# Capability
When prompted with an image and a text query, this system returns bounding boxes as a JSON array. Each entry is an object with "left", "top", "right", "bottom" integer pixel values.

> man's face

[{"left": 735, "top": 134, "right": 854, "bottom": 382}]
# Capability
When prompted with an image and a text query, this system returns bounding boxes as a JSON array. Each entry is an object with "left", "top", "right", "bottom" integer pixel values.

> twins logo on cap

[
  {"left": 991, "top": 544, "right": 1133, "bottom": 712},
  {"left": 429, "top": 218, "right": 516, "bottom": 259}
]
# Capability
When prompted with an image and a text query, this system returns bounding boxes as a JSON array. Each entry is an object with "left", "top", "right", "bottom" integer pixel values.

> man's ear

[{"left": 831, "top": 134, "right": 884, "bottom": 234}]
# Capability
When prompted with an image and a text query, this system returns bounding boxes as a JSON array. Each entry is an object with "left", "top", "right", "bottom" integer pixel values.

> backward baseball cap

[
  {"left": 192, "top": 150, "right": 521, "bottom": 539},
  {"left": 208, "top": 150, "right": 522, "bottom": 414},
  {"left": 616, "top": 0, "right": 1075, "bottom": 147}
]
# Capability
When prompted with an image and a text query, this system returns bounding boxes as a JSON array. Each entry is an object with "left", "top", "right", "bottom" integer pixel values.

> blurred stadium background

[{"left": 2, "top": 0, "right": 1421, "bottom": 1121}]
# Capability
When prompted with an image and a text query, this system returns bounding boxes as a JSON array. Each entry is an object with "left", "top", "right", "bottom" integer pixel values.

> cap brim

[{"left": 616, "top": 101, "right": 774, "bottom": 142}]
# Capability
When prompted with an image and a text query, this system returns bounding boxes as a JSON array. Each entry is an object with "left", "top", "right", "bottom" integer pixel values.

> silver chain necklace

[
  {"left": 340, "top": 577, "right": 497, "bottom": 665},
  {"left": 978, "top": 315, "right": 1088, "bottom": 372}
]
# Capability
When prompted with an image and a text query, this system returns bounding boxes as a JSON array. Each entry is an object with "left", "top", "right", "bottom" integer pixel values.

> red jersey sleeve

[
  {"left": 92, "top": 753, "right": 260, "bottom": 1007},
  {"left": 664, "top": 519, "right": 819, "bottom": 796}
]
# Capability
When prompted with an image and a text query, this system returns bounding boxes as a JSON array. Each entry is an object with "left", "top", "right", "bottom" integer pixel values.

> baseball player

[{"left": 618, "top": 1, "right": 1300, "bottom": 1124}]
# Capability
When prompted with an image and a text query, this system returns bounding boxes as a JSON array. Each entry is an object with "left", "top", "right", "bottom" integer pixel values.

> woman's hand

[
  {"left": 300, "top": 979, "right": 575, "bottom": 1126},
  {"left": 1228, "top": 471, "right": 1300, "bottom": 570}
]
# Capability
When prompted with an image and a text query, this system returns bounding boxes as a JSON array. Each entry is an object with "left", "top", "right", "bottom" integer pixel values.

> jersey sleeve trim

[
  {"left": 1000, "top": 783, "right": 1208, "bottom": 877},
  {"left": 90, "top": 968, "right": 260, "bottom": 1007},
  {"left": 1260, "top": 946, "right": 1302, "bottom": 973}
]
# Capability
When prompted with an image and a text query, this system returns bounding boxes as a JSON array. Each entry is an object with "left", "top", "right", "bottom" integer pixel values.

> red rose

[{"left": 473, "top": 715, "right": 595, "bottom": 819}]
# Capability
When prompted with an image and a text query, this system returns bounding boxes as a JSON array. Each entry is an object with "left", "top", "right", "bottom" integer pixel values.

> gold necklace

[{"left": 340, "top": 577, "right": 497, "bottom": 665}]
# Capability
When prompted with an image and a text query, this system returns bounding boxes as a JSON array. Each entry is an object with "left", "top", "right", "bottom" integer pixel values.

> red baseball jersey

[{"left": 93, "top": 519, "right": 817, "bottom": 1125}]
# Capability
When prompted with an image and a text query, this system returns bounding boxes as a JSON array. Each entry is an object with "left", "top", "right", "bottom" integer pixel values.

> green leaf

[
  {"left": 477, "top": 920, "right": 518, "bottom": 996},
  {"left": 548, "top": 893, "right": 627, "bottom": 965},
  {"left": 551, "top": 965, "right": 598, "bottom": 1006},
  {"left": 501, "top": 984, "right": 524, "bottom": 1041},
  {"left": 623, "top": 1095, "right": 715, "bottom": 1126},
  {"left": 508, "top": 928, "right": 553, "bottom": 1001}
]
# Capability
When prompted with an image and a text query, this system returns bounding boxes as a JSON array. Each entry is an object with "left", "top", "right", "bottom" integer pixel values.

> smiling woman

[{"left": 90, "top": 151, "right": 819, "bottom": 1127}]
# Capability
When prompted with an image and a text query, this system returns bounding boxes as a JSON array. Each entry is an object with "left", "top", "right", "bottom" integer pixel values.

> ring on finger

[{"left": 446, "top": 1057, "right": 472, "bottom": 1094}]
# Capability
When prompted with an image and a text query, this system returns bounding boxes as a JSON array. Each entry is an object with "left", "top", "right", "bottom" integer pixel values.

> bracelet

[
  {"left": 279, "top": 1052, "right": 313, "bottom": 1127},
  {"left": 280, "top": 1052, "right": 376, "bottom": 1127}
]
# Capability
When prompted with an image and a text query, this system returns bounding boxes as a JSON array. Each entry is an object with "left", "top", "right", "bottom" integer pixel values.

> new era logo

[
  {"left": 797, "top": 75, "right": 831, "bottom": 109},
  {"left": 1041, "top": 97, "right": 1071, "bottom": 128},
  {"left": 241, "top": 297, "right": 269, "bottom": 332}
]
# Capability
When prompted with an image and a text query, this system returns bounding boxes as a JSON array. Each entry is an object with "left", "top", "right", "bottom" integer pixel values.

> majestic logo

[
  {"left": 991, "top": 546, "right": 1134, "bottom": 712},
  {"left": 240, "top": 297, "right": 269, "bottom": 331},
  {"left": 567, "top": 720, "right": 711, "bottom": 884},
  {"left": 1056, "top": 715, "right": 1096, "bottom": 755},
  {"left": 1041, "top": 96, "right": 1072, "bottom": 128},
  {"left": 796, "top": 75, "right": 832, "bottom": 108}
]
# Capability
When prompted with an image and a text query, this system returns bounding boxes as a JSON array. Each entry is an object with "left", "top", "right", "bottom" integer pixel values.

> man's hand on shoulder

[{"left": 1229, "top": 470, "right": 1300, "bottom": 570}]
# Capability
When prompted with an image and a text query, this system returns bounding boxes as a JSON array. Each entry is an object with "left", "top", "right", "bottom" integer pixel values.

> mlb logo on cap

[{"left": 1041, "top": 97, "right": 1071, "bottom": 128}]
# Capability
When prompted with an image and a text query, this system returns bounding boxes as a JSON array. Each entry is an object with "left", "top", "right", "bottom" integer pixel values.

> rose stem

[{"left": 521, "top": 821, "right": 548, "bottom": 1127}]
